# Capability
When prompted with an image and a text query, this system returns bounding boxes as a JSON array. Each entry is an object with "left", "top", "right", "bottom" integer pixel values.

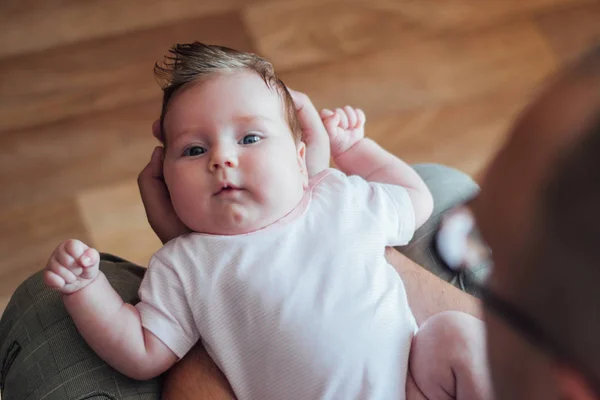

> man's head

[
  {"left": 155, "top": 43, "right": 308, "bottom": 235},
  {"left": 473, "top": 46, "right": 600, "bottom": 399}
]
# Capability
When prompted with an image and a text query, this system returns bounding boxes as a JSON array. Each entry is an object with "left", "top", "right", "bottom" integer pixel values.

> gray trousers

[{"left": 0, "top": 164, "right": 479, "bottom": 400}]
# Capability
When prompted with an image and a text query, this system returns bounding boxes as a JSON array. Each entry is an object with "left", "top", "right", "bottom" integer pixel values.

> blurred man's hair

[{"left": 154, "top": 42, "right": 302, "bottom": 143}]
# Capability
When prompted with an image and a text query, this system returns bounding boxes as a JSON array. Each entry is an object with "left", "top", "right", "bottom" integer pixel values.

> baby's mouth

[{"left": 214, "top": 184, "right": 242, "bottom": 196}]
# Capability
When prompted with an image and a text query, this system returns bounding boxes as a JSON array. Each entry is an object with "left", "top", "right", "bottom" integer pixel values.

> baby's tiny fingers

[
  {"left": 64, "top": 239, "right": 88, "bottom": 260},
  {"left": 48, "top": 259, "right": 78, "bottom": 284},
  {"left": 323, "top": 115, "right": 341, "bottom": 134},
  {"left": 344, "top": 106, "right": 357, "bottom": 128},
  {"left": 54, "top": 246, "right": 77, "bottom": 269},
  {"left": 43, "top": 270, "right": 66, "bottom": 289},
  {"left": 336, "top": 108, "right": 349, "bottom": 129},
  {"left": 320, "top": 109, "right": 335, "bottom": 118},
  {"left": 79, "top": 248, "right": 99, "bottom": 268},
  {"left": 357, "top": 109, "right": 366, "bottom": 125},
  {"left": 80, "top": 248, "right": 100, "bottom": 280}
]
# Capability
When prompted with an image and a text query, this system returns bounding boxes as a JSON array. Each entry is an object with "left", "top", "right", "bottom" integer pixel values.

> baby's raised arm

[
  {"left": 44, "top": 239, "right": 177, "bottom": 380},
  {"left": 289, "top": 89, "right": 331, "bottom": 176},
  {"left": 321, "top": 107, "right": 433, "bottom": 228}
]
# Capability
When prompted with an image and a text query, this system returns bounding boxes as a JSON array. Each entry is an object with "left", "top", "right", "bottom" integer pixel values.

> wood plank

[
  {"left": 535, "top": 2, "right": 600, "bottom": 63},
  {"left": 0, "top": 90, "right": 529, "bottom": 301},
  {"left": 77, "top": 182, "right": 162, "bottom": 267},
  {"left": 0, "top": 22, "right": 553, "bottom": 210},
  {"left": 243, "top": 0, "right": 593, "bottom": 70},
  {"left": 0, "top": 196, "right": 91, "bottom": 312},
  {"left": 0, "top": 100, "right": 158, "bottom": 210},
  {"left": 366, "top": 89, "right": 531, "bottom": 177},
  {"left": 0, "top": 0, "right": 256, "bottom": 58},
  {"left": 3, "top": 0, "right": 594, "bottom": 322},
  {"left": 278, "top": 22, "right": 557, "bottom": 122},
  {"left": 0, "top": 12, "right": 254, "bottom": 133}
]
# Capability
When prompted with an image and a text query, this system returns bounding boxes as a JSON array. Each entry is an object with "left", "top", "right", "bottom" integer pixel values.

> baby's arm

[
  {"left": 44, "top": 239, "right": 177, "bottom": 380},
  {"left": 321, "top": 107, "right": 433, "bottom": 228},
  {"left": 289, "top": 89, "right": 331, "bottom": 176}
]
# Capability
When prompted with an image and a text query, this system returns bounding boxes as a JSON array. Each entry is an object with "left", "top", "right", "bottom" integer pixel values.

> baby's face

[{"left": 163, "top": 71, "right": 308, "bottom": 235}]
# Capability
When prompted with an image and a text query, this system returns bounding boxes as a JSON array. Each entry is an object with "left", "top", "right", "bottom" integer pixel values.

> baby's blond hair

[{"left": 154, "top": 42, "right": 302, "bottom": 143}]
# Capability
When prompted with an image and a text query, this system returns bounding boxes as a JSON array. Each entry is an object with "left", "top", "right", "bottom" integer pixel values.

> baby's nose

[
  {"left": 213, "top": 159, "right": 235, "bottom": 169},
  {"left": 210, "top": 149, "right": 238, "bottom": 170}
]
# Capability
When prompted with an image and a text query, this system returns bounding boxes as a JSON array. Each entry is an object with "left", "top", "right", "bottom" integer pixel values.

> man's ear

[{"left": 555, "top": 365, "right": 598, "bottom": 400}]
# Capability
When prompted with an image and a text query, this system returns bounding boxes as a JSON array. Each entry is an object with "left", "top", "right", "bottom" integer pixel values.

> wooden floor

[{"left": 1, "top": 0, "right": 599, "bottom": 315}]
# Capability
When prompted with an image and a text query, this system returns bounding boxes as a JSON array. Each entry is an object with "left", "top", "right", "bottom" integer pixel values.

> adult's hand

[
  {"left": 289, "top": 89, "right": 331, "bottom": 176},
  {"left": 137, "top": 120, "right": 191, "bottom": 244}
]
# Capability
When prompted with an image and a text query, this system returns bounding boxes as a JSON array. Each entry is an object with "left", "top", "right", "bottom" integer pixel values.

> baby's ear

[
  {"left": 152, "top": 119, "right": 165, "bottom": 144},
  {"left": 297, "top": 140, "right": 306, "bottom": 163},
  {"left": 296, "top": 141, "right": 308, "bottom": 178}
]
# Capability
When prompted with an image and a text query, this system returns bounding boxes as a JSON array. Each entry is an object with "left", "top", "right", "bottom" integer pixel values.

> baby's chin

[{"left": 188, "top": 206, "right": 274, "bottom": 236}]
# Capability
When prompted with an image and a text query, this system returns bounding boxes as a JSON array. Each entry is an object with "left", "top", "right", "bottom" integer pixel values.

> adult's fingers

[
  {"left": 138, "top": 147, "right": 189, "bottom": 243},
  {"left": 140, "top": 146, "right": 165, "bottom": 181},
  {"left": 138, "top": 147, "right": 171, "bottom": 238}
]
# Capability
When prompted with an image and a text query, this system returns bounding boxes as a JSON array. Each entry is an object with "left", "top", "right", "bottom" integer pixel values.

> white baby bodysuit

[{"left": 136, "top": 168, "right": 418, "bottom": 400}]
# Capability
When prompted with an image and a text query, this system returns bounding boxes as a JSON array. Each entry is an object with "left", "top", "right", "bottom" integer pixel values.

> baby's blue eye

[
  {"left": 240, "top": 134, "right": 261, "bottom": 145},
  {"left": 183, "top": 146, "right": 206, "bottom": 157}
]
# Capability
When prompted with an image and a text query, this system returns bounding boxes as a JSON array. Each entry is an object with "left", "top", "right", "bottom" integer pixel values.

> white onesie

[{"left": 136, "top": 168, "right": 418, "bottom": 399}]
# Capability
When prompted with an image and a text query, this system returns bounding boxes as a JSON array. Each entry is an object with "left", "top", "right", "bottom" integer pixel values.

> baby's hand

[
  {"left": 44, "top": 239, "right": 101, "bottom": 295},
  {"left": 320, "top": 106, "right": 366, "bottom": 158}
]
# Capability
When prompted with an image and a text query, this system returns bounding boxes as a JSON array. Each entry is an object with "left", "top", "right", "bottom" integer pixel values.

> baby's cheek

[
  {"left": 171, "top": 190, "right": 203, "bottom": 231},
  {"left": 166, "top": 175, "right": 194, "bottom": 210},
  {"left": 162, "top": 162, "right": 177, "bottom": 190}
]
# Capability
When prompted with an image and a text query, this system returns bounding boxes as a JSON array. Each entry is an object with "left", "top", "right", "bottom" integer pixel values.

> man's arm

[
  {"left": 385, "top": 247, "right": 483, "bottom": 325},
  {"left": 162, "top": 341, "right": 235, "bottom": 400}
]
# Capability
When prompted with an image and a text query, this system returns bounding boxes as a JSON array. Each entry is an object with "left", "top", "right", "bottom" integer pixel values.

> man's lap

[
  {"left": 0, "top": 163, "right": 480, "bottom": 400},
  {"left": 399, "top": 164, "right": 483, "bottom": 294},
  {"left": 0, "top": 259, "right": 159, "bottom": 399}
]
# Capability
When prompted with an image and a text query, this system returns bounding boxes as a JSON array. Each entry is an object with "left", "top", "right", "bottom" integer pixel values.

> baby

[{"left": 44, "top": 43, "right": 490, "bottom": 399}]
